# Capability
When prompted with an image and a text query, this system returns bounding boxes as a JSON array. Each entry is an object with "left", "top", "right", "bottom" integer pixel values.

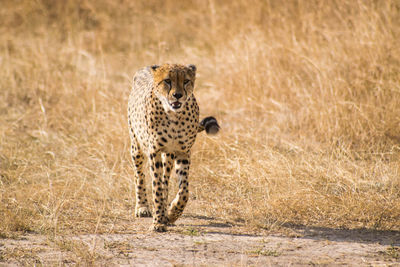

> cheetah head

[{"left": 151, "top": 64, "right": 196, "bottom": 112}]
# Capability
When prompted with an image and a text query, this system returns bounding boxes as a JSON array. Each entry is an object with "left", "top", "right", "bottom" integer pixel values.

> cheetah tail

[{"left": 199, "top": 116, "right": 220, "bottom": 135}]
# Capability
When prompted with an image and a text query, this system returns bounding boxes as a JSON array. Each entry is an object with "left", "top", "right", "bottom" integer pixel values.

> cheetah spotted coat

[{"left": 128, "top": 64, "right": 219, "bottom": 232}]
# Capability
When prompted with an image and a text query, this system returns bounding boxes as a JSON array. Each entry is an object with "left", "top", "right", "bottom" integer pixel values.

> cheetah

[{"left": 127, "top": 64, "right": 219, "bottom": 232}]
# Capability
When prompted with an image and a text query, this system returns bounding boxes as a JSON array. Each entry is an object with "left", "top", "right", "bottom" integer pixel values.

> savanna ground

[{"left": 1, "top": 0, "right": 400, "bottom": 265}]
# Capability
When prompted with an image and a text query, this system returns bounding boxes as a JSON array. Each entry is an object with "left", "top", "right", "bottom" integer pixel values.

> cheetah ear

[
  {"left": 187, "top": 64, "right": 196, "bottom": 73},
  {"left": 150, "top": 65, "right": 160, "bottom": 71}
]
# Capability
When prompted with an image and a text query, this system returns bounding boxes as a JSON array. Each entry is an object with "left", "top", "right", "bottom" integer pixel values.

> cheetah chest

[{"left": 151, "top": 105, "right": 199, "bottom": 153}]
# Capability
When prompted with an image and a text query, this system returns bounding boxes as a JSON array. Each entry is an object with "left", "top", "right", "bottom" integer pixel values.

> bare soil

[{"left": 1, "top": 215, "right": 399, "bottom": 266}]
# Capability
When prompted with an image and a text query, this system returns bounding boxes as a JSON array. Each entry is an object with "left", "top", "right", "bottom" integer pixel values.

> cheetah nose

[{"left": 172, "top": 92, "right": 183, "bottom": 100}]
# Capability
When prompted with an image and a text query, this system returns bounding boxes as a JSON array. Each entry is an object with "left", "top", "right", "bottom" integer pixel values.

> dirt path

[{"left": 1, "top": 215, "right": 399, "bottom": 266}]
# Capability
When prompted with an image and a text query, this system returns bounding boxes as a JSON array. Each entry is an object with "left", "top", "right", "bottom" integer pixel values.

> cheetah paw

[
  {"left": 167, "top": 214, "right": 179, "bottom": 224},
  {"left": 150, "top": 223, "right": 167, "bottom": 232},
  {"left": 135, "top": 207, "right": 152, "bottom": 218},
  {"left": 160, "top": 217, "right": 169, "bottom": 225}
]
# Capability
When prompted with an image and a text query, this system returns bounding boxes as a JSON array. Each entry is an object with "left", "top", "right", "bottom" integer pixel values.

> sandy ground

[{"left": 1, "top": 214, "right": 399, "bottom": 266}]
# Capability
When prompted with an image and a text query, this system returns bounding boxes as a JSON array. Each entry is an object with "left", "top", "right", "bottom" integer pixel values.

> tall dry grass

[{"left": 1, "top": 0, "right": 400, "bottom": 238}]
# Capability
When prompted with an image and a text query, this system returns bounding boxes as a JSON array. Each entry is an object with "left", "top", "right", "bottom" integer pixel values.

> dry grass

[{"left": 1, "top": 0, "right": 400, "bottom": 241}]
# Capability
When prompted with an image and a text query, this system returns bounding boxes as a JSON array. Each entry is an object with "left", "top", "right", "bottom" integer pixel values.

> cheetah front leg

[
  {"left": 168, "top": 153, "right": 191, "bottom": 224},
  {"left": 149, "top": 152, "right": 168, "bottom": 232},
  {"left": 161, "top": 153, "right": 174, "bottom": 224},
  {"left": 131, "top": 141, "right": 151, "bottom": 218}
]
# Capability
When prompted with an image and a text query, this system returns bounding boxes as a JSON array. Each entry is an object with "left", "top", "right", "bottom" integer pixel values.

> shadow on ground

[
  {"left": 282, "top": 223, "right": 400, "bottom": 246},
  {"left": 182, "top": 214, "right": 400, "bottom": 246}
]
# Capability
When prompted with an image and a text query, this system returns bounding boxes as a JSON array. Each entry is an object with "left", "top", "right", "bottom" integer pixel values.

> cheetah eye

[
  {"left": 164, "top": 79, "right": 171, "bottom": 85},
  {"left": 184, "top": 79, "right": 191, "bottom": 85}
]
